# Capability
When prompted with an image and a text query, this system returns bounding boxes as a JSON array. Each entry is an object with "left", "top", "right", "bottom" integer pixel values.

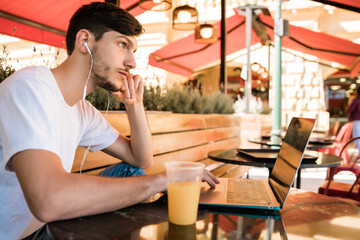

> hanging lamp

[
  {"left": 194, "top": 1, "right": 216, "bottom": 44},
  {"left": 172, "top": 5, "right": 198, "bottom": 30},
  {"left": 139, "top": 0, "right": 172, "bottom": 11},
  {"left": 251, "top": 62, "right": 261, "bottom": 72},
  {"left": 195, "top": 23, "right": 217, "bottom": 44}
]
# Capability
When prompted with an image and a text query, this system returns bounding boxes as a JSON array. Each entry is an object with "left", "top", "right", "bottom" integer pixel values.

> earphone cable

[
  {"left": 83, "top": 44, "right": 93, "bottom": 100},
  {"left": 80, "top": 91, "right": 110, "bottom": 173}
]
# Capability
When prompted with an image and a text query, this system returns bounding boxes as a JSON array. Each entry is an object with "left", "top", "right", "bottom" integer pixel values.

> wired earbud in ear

[{"left": 84, "top": 42, "right": 92, "bottom": 57}]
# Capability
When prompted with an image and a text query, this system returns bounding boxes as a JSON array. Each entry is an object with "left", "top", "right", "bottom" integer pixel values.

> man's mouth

[{"left": 119, "top": 71, "right": 128, "bottom": 79}]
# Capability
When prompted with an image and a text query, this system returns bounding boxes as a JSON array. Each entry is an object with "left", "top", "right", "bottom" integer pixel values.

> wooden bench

[{"left": 71, "top": 112, "right": 249, "bottom": 178}]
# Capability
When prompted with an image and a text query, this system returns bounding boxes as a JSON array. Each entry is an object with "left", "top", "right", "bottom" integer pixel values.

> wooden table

[
  {"left": 46, "top": 189, "right": 360, "bottom": 240},
  {"left": 208, "top": 149, "right": 342, "bottom": 188}
]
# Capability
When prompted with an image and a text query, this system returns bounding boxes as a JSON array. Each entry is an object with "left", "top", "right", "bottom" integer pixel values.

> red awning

[
  {"left": 311, "top": 0, "right": 360, "bottom": 13},
  {"left": 257, "top": 13, "right": 360, "bottom": 78},
  {"left": 149, "top": 12, "right": 261, "bottom": 79},
  {"left": 149, "top": 11, "right": 360, "bottom": 79},
  {"left": 0, "top": 0, "right": 146, "bottom": 48},
  {"left": 328, "top": 70, "right": 352, "bottom": 78}
]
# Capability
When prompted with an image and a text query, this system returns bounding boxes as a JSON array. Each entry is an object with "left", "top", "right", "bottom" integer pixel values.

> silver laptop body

[{"left": 199, "top": 117, "right": 316, "bottom": 210}]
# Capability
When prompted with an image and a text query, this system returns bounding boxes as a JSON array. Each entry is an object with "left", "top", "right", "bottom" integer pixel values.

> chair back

[
  {"left": 335, "top": 122, "right": 353, "bottom": 143},
  {"left": 339, "top": 136, "right": 360, "bottom": 166},
  {"left": 319, "top": 135, "right": 360, "bottom": 201},
  {"left": 333, "top": 122, "right": 353, "bottom": 163}
]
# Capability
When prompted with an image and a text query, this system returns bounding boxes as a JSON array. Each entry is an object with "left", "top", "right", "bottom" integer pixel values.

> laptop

[{"left": 199, "top": 117, "right": 316, "bottom": 211}]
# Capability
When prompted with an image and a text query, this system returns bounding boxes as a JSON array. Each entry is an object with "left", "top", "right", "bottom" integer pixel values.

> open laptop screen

[{"left": 269, "top": 118, "right": 316, "bottom": 207}]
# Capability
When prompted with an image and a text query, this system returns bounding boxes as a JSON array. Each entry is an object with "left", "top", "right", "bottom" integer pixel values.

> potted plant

[{"left": 0, "top": 46, "right": 15, "bottom": 83}]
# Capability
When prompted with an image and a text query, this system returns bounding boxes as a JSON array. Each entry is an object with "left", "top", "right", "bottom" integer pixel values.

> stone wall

[
  {"left": 236, "top": 113, "right": 273, "bottom": 147},
  {"left": 276, "top": 50, "right": 329, "bottom": 131}
]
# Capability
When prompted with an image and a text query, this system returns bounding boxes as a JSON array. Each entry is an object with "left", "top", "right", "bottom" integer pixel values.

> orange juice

[{"left": 167, "top": 181, "right": 201, "bottom": 225}]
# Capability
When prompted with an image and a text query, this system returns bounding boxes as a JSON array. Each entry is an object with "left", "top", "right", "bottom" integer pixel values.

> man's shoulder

[
  {"left": 1, "top": 66, "right": 54, "bottom": 92},
  {"left": 2, "top": 66, "right": 50, "bottom": 85},
  {"left": 0, "top": 66, "right": 59, "bottom": 108},
  {"left": 10, "top": 66, "right": 51, "bottom": 81}
]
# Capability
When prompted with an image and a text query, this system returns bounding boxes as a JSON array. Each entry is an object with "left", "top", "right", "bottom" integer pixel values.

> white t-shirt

[{"left": 0, "top": 66, "right": 119, "bottom": 239}]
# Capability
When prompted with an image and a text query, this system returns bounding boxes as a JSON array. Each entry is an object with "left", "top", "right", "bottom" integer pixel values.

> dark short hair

[{"left": 66, "top": 2, "right": 144, "bottom": 55}]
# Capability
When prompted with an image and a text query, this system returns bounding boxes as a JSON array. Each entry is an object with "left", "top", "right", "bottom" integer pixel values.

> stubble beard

[{"left": 91, "top": 46, "right": 121, "bottom": 92}]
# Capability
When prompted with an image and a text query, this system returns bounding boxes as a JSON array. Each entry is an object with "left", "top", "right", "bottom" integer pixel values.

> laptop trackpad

[{"left": 199, "top": 178, "right": 228, "bottom": 204}]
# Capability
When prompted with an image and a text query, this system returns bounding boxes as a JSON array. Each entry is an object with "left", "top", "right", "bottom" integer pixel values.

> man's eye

[{"left": 119, "top": 42, "right": 126, "bottom": 48}]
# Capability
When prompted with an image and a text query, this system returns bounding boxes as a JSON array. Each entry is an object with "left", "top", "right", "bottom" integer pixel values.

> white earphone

[
  {"left": 83, "top": 42, "right": 93, "bottom": 100},
  {"left": 80, "top": 41, "right": 93, "bottom": 173},
  {"left": 84, "top": 42, "right": 92, "bottom": 57},
  {"left": 79, "top": 41, "right": 110, "bottom": 174}
]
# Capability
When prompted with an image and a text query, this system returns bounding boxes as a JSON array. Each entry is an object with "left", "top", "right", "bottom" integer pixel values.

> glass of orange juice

[{"left": 165, "top": 161, "right": 205, "bottom": 225}]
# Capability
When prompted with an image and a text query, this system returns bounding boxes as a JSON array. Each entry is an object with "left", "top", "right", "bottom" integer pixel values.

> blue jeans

[{"left": 98, "top": 162, "right": 146, "bottom": 177}]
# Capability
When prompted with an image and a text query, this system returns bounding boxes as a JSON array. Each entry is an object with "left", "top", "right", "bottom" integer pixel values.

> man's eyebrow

[{"left": 115, "top": 35, "right": 137, "bottom": 53}]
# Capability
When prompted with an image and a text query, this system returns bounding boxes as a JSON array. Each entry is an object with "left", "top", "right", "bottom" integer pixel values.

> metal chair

[
  {"left": 318, "top": 136, "right": 360, "bottom": 201},
  {"left": 316, "top": 122, "right": 353, "bottom": 164}
]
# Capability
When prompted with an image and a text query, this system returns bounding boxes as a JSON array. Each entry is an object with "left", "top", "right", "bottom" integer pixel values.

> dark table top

[
  {"left": 46, "top": 189, "right": 360, "bottom": 240},
  {"left": 208, "top": 149, "right": 342, "bottom": 169},
  {"left": 248, "top": 137, "right": 334, "bottom": 149}
]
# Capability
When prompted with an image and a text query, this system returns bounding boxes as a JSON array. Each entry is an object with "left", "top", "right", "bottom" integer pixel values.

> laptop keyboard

[{"left": 227, "top": 179, "right": 272, "bottom": 205}]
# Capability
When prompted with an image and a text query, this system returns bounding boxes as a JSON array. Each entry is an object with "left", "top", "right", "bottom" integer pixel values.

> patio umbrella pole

[
  {"left": 220, "top": 0, "right": 227, "bottom": 94},
  {"left": 245, "top": 6, "right": 252, "bottom": 113},
  {"left": 271, "top": 0, "right": 282, "bottom": 145}
]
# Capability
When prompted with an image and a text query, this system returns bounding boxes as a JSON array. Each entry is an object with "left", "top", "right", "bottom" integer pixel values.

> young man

[{"left": 0, "top": 2, "right": 218, "bottom": 239}]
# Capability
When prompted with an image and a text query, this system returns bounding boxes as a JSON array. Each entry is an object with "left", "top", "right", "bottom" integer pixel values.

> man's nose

[{"left": 125, "top": 53, "right": 136, "bottom": 69}]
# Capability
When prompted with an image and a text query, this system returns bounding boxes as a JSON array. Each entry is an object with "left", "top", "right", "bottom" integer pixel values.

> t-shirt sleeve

[
  {"left": 78, "top": 101, "right": 119, "bottom": 152},
  {"left": 0, "top": 79, "right": 59, "bottom": 171}
]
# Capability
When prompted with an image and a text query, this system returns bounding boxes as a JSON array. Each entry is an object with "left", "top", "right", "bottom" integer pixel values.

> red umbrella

[
  {"left": 149, "top": 11, "right": 360, "bottom": 80},
  {"left": 0, "top": 0, "right": 146, "bottom": 48}
]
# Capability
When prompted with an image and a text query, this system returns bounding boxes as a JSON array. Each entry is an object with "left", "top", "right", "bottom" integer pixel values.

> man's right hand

[
  {"left": 11, "top": 149, "right": 167, "bottom": 223},
  {"left": 201, "top": 169, "right": 219, "bottom": 188},
  {"left": 111, "top": 74, "right": 144, "bottom": 106}
]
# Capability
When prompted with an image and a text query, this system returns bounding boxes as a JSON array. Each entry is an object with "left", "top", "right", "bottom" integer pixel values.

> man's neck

[{"left": 51, "top": 56, "right": 95, "bottom": 106}]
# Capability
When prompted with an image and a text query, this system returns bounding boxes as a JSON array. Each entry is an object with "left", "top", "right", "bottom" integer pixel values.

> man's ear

[{"left": 75, "top": 29, "right": 93, "bottom": 54}]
